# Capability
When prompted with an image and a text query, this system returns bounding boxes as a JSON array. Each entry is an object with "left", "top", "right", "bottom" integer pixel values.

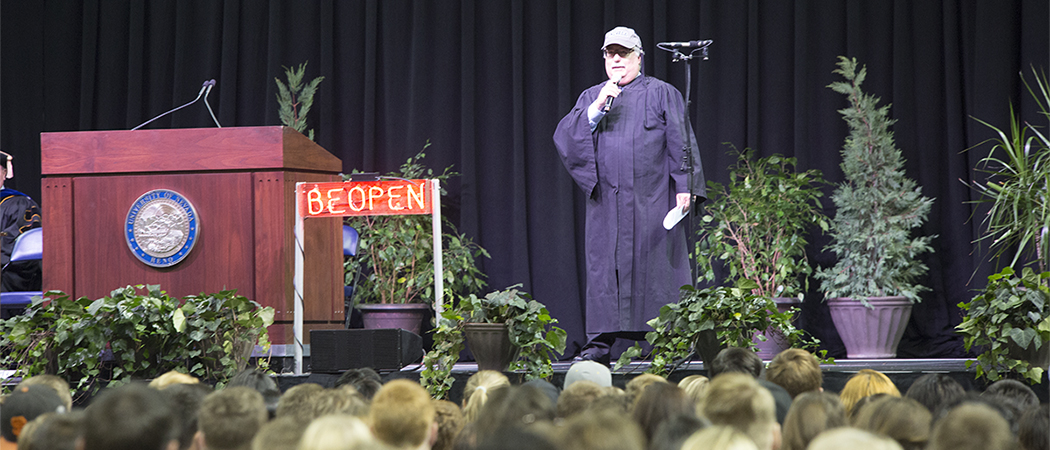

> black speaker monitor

[{"left": 310, "top": 328, "right": 423, "bottom": 373}]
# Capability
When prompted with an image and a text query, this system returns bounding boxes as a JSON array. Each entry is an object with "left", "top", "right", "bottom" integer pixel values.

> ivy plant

[
  {"left": 615, "top": 279, "right": 822, "bottom": 375},
  {"left": 957, "top": 267, "right": 1050, "bottom": 384},
  {"left": 421, "top": 285, "right": 567, "bottom": 399},
  {"left": 0, "top": 285, "right": 274, "bottom": 396}
]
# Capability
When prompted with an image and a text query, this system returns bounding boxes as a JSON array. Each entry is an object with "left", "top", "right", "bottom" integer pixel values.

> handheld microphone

[
  {"left": 131, "top": 79, "right": 214, "bottom": 131},
  {"left": 203, "top": 79, "right": 221, "bottom": 128},
  {"left": 602, "top": 75, "right": 623, "bottom": 113},
  {"left": 657, "top": 40, "right": 713, "bottom": 49}
]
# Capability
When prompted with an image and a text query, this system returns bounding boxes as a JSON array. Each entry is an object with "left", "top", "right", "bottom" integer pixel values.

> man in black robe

[
  {"left": 0, "top": 151, "right": 42, "bottom": 292},
  {"left": 553, "top": 27, "right": 706, "bottom": 364}
]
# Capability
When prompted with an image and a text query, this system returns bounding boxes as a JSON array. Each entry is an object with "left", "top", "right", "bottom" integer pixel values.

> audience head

[
  {"left": 677, "top": 375, "right": 710, "bottom": 408},
  {"left": 196, "top": 386, "right": 269, "bottom": 450},
  {"left": 432, "top": 400, "right": 464, "bottom": 450},
  {"left": 250, "top": 416, "right": 306, "bottom": 450},
  {"left": 475, "top": 427, "right": 559, "bottom": 450},
  {"left": 81, "top": 383, "right": 179, "bottom": 450},
  {"left": 681, "top": 425, "right": 759, "bottom": 450},
  {"left": 850, "top": 396, "right": 931, "bottom": 450},
  {"left": 903, "top": 373, "right": 965, "bottom": 417},
  {"left": 1017, "top": 404, "right": 1049, "bottom": 450},
  {"left": 779, "top": 391, "right": 846, "bottom": 450},
  {"left": 369, "top": 379, "right": 437, "bottom": 449},
  {"left": 473, "top": 385, "right": 555, "bottom": 443},
  {"left": 521, "top": 379, "right": 560, "bottom": 407},
  {"left": 649, "top": 413, "right": 710, "bottom": 450},
  {"left": 462, "top": 371, "right": 510, "bottom": 423},
  {"left": 16, "top": 374, "right": 74, "bottom": 412},
  {"left": 555, "top": 409, "right": 646, "bottom": 450},
  {"left": 160, "top": 382, "right": 213, "bottom": 450},
  {"left": 709, "top": 347, "right": 763, "bottom": 379},
  {"left": 227, "top": 368, "right": 281, "bottom": 416},
  {"left": 631, "top": 382, "right": 696, "bottom": 444},
  {"left": 296, "top": 414, "right": 377, "bottom": 450},
  {"left": 334, "top": 368, "right": 383, "bottom": 401},
  {"left": 1, "top": 384, "right": 67, "bottom": 444},
  {"left": 564, "top": 361, "right": 612, "bottom": 389},
  {"left": 806, "top": 427, "right": 903, "bottom": 450},
  {"left": 556, "top": 380, "right": 605, "bottom": 419},
  {"left": 838, "top": 369, "right": 900, "bottom": 415},
  {"left": 275, "top": 383, "right": 326, "bottom": 424},
  {"left": 148, "top": 370, "right": 200, "bottom": 390},
  {"left": 927, "top": 402, "right": 1014, "bottom": 450},
  {"left": 625, "top": 373, "right": 667, "bottom": 405},
  {"left": 765, "top": 349, "right": 822, "bottom": 398},
  {"left": 19, "top": 410, "right": 82, "bottom": 450},
  {"left": 700, "top": 373, "right": 779, "bottom": 450},
  {"left": 983, "top": 378, "right": 1039, "bottom": 411}
]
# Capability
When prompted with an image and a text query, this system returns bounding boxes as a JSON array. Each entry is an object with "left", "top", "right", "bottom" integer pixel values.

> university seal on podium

[{"left": 125, "top": 189, "right": 199, "bottom": 268}]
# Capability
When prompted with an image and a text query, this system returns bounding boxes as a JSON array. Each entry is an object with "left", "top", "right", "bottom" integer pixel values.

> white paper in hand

[{"left": 663, "top": 206, "right": 687, "bottom": 230}]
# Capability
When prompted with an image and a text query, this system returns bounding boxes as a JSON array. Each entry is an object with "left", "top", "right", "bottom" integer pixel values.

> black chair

[{"left": 1, "top": 227, "right": 43, "bottom": 318}]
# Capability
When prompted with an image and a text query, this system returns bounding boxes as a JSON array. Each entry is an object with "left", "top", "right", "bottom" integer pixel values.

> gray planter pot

[
  {"left": 463, "top": 322, "right": 520, "bottom": 372},
  {"left": 357, "top": 303, "right": 430, "bottom": 335},
  {"left": 753, "top": 297, "right": 802, "bottom": 360},
  {"left": 827, "top": 296, "right": 912, "bottom": 359}
]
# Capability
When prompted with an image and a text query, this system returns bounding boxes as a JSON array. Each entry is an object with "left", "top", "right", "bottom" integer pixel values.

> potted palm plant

[
  {"left": 345, "top": 143, "right": 489, "bottom": 334},
  {"left": 816, "top": 57, "right": 936, "bottom": 359},
  {"left": 694, "top": 145, "right": 828, "bottom": 357},
  {"left": 957, "top": 67, "right": 1050, "bottom": 383}
]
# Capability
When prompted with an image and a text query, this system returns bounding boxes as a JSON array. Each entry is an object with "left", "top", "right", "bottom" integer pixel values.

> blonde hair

[
  {"left": 462, "top": 370, "right": 510, "bottom": 423},
  {"left": 807, "top": 427, "right": 903, "bottom": 450},
  {"left": 625, "top": 373, "right": 667, "bottom": 405},
  {"left": 297, "top": 415, "right": 376, "bottom": 450},
  {"left": 682, "top": 426, "right": 759, "bottom": 450},
  {"left": 700, "top": 373, "right": 777, "bottom": 450},
  {"left": 766, "top": 349, "right": 822, "bottom": 398},
  {"left": 839, "top": 369, "right": 900, "bottom": 415},
  {"left": 369, "top": 379, "right": 436, "bottom": 448},
  {"left": 148, "top": 370, "right": 200, "bottom": 390},
  {"left": 678, "top": 375, "right": 710, "bottom": 408},
  {"left": 780, "top": 391, "right": 846, "bottom": 450}
]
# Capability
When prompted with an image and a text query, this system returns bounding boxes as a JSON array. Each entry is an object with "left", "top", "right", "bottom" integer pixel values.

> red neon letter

[
  {"left": 307, "top": 187, "right": 325, "bottom": 215},
  {"left": 327, "top": 188, "right": 346, "bottom": 214},
  {"left": 348, "top": 186, "right": 366, "bottom": 211},
  {"left": 407, "top": 183, "right": 425, "bottom": 210}
]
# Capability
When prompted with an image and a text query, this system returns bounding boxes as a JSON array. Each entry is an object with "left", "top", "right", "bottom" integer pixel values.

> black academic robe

[
  {"left": 553, "top": 75, "right": 706, "bottom": 334},
  {"left": 1, "top": 189, "right": 42, "bottom": 292}
]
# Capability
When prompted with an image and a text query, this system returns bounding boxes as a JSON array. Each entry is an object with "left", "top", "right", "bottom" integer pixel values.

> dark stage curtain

[{"left": 2, "top": 0, "right": 1047, "bottom": 359}]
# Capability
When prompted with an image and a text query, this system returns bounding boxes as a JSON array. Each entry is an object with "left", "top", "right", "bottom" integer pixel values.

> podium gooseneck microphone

[{"left": 132, "top": 79, "right": 221, "bottom": 130}]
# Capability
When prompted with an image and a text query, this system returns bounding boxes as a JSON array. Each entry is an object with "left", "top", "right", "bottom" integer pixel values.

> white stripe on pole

[
  {"left": 293, "top": 182, "right": 305, "bottom": 375},
  {"left": 431, "top": 178, "right": 444, "bottom": 320}
]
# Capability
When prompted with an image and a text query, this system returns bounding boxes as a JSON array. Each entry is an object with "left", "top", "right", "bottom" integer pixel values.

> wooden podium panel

[{"left": 40, "top": 127, "right": 343, "bottom": 345}]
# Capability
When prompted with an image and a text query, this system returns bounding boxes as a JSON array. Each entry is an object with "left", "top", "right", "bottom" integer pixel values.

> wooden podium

[{"left": 40, "top": 126, "right": 345, "bottom": 346}]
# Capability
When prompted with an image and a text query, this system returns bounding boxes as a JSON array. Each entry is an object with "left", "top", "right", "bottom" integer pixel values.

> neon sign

[{"left": 296, "top": 179, "right": 432, "bottom": 218}]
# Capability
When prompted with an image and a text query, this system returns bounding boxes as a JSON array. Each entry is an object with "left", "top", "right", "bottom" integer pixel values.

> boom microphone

[
  {"left": 132, "top": 79, "right": 216, "bottom": 131},
  {"left": 657, "top": 40, "right": 713, "bottom": 49}
]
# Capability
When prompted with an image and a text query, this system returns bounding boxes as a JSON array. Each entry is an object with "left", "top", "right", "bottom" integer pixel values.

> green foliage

[
  {"left": 0, "top": 286, "right": 274, "bottom": 395},
  {"left": 816, "top": 57, "right": 936, "bottom": 306},
  {"left": 345, "top": 142, "right": 490, "bottom": 305},
  {"left": 695, "top": 145, "right": 829, "bottom": 297},
  {"left": 275, "top": 62, "right": 325, "bottom": 141},
  {"left": 957, "top": 267, "right": 1050, "bottom": 384},
  {"left": 965, "top": 67, "right": 1050, "bottom": 277},
  {"left": 421, "top": 285, "right": 567, "bottom": 399},
  {"left": 614, "top": 279, "right": 820, "bottom": 375}
]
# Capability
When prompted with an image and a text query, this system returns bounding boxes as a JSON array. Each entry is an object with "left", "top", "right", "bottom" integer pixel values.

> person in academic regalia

[
  {"left": 0, "top": 151, "right": 42, "bottom": 292},
  {"left": 553, "top": 26, "right": 706, "bottom": 364}
]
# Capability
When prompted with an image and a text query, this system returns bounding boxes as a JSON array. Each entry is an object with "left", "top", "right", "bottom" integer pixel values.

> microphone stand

[{"left": 662, "top": 43, "right": 712, "bottom": 364}]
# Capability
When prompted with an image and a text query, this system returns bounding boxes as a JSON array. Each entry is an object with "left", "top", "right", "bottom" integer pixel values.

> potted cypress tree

[{"left": 816, "top": 57, "right": 936, "bottom": 358}]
